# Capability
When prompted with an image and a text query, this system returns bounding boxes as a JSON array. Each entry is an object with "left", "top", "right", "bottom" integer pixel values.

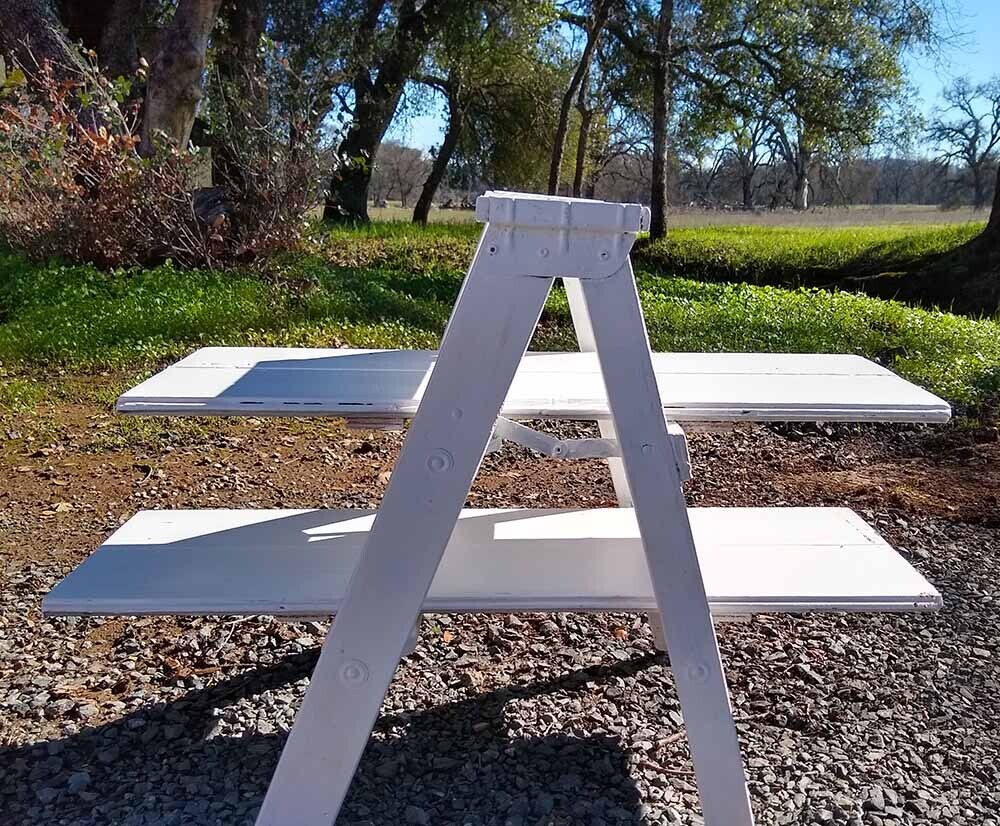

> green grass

[
  {"left": 1, "top": 221, "right": 998, "bottom": 411},
  {"left": 0, "top": 375, "right": 45, "bottom": 412},
  {"left": 635, "top": 223, "right": 985, "bottom": 287}
]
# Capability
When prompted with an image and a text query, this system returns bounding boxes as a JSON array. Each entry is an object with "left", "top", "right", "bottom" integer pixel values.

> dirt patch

[
  {"left": 770, "top": 424, "right": 1000, "bottom": 523},
  {"left": 3, "top": 383, "right": 1000, "bottom": 575},
  {"left": 3, "top": 375, "right": 1000, "bottom": 825}
]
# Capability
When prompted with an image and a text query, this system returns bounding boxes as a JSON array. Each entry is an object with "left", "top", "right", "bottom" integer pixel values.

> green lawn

[
  {"left": 635, "top": 223, "right": 985, "bottom": 287},
  {"left": 1, "top": 220, "right": 998, "bottom": 412}
]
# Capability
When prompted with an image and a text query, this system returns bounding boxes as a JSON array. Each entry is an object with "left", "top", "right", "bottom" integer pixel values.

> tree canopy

[{"left": 0, "top": 0, "right": 995, "bottom": 239}]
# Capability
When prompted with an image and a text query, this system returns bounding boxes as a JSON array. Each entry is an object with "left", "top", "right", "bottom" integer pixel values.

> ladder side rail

[
  {"left": 566, "top": 278, "right": 673, "bottom": 649},
  {"left": 255, "top": 236, "right": 554, "bottom": 826},
  {"left": 579, "top": 261, "right": 756, "bottom": 826}
]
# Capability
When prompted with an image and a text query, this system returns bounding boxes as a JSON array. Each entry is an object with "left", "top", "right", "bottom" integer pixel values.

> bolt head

[
  {"left": 339, "top": 659, "right": 370, "bottom": 685},
  {"left": 427, "top": 449, "right": 454, "bottom": 473}
]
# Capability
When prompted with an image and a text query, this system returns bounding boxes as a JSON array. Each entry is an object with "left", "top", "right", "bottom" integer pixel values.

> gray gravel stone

[
  {"left": 66, "top": 771, "right": 91, "bottom": 793},
  {"left": 3, "top": 422, "right": 999, "bottom": 825}
]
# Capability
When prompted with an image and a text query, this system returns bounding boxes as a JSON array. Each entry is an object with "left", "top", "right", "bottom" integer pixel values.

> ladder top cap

[{"left": 476, "top": 191, "right": 651, "bottom": 233}]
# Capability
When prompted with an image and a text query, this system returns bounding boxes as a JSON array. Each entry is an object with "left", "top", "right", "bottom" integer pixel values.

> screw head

[
  {"left": 686, "top": 663, "right": 709, "bottom": 683},
  {"left": 427, "top": 449, "right": 454, "bottom": 473},
  {"left": 339, "top": 659, "right": 370, "bottom": 685}
]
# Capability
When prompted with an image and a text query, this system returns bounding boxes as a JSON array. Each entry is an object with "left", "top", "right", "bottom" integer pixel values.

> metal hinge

[{"left": 487, "top": 417, "right": 691, "bottom": 481}]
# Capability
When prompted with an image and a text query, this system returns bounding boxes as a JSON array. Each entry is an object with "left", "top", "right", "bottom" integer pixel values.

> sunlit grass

[
  {"left": 636, "top": 223, "right": 985, "bottom": 286},
  {"left": 0, "top": 376, "right": 46, "bottom": 412},
  {"left": 1, "top": 220, "right": 997, "bottom": 409}
]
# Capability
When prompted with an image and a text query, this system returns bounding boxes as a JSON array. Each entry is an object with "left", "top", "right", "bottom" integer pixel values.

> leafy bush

[
  {"left": 0, "top": 45, "right": 321, "bottom": 268},
  {"left": 201, "top": 61, "right": 324, "bottom": 263},
  {"left": 0, "top": 50, "right": 216, "bottom": 267}
]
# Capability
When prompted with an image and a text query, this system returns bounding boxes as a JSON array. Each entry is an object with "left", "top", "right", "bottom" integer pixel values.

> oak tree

[
  {"left": 926, "top": 76, "right": 1000, "bottom": 210},
  {"left": 412, "top": 0, "right": 558, "bottom": 222}
]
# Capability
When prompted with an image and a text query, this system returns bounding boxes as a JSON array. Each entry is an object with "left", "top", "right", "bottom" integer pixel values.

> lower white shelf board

[{"left": 43, "top": 507, "right": 941, "bottom": 617}]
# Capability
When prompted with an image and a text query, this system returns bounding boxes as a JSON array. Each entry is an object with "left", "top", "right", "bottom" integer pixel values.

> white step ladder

[
  {"left": 43, "top": 190, "right": 947, "bottom": 825},
  {"left": 254, "top": 192, "right": 755, "bottom": 825}
]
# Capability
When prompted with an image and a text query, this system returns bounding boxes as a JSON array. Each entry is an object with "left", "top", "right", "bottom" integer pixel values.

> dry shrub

[
  {"left": 205, "top": 63, "right": 325, "bottom": 263},
  {"left": 0, "top": 44, "right": 322, "bottom": 268},
  {"left": 0, "top": 49, "right": 215, "bottom": 267}
]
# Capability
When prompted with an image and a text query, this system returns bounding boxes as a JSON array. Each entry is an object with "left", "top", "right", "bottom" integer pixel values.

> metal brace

[{"left": 487, "top": 417, "right": 691, "bottom": 481}]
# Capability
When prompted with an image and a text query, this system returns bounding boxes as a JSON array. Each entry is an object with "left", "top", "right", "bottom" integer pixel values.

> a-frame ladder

[{"left": 255, "top": 192, "right": 755, "bottom": 826}]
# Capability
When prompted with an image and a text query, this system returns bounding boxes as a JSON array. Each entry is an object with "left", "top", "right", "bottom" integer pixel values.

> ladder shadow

[{"left": 2, "top": 647, "right": 666, "bottom": 825}]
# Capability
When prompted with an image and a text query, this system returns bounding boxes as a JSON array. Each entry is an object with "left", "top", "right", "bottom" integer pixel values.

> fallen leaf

[{"left": 442, "top": 630, "right": 455, "bottom": 644}]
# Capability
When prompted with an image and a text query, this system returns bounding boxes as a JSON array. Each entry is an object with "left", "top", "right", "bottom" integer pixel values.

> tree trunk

[
  {"left": 414, "top": 88, "right": 462, "bottom": 224},
  {"left": 548, "top": 81, "right": 581, "bottom": 196},
  {"left": 792, "top": 144, "right": 812, "bottom": 210},
  {"left": 547, "top": 0, "right": 609, "bottom": 196},
  {"left": 0, "top": 0, "right": 67, "bottom": 74},
  {"left": 58, "top": 0, "right": 155, "bottom": 79},
  {"left": 648, "top": 0, "right": 673, "bottom": 240},
  {"left": 99, "top": 0, "right": 156, "bottom": 79},
  {"left": 324, "top": 0, "right": 460, "bottom": 223},
  {"left": 212, "top": 0, "right": 265, "bottom": 187},
  {"left": 987, "top": 165, "right": 1000, "bottom": 236},
  {"left": 972, "top": 166, "right": 986, "bottom": 211},
  {"left": 741, "top": 169, "right": 754, "bottom": 209},
  {"left": 216, "top": 0, "right": 263, "bottom": 94},
  {"left": 572, "top": 106, "right": 593, "bottom": 198},
  {"left": 323, "top": 93, "right": 401, "bottom": 223},
  {"left": 139, "top": 0, "right": 222, "bottom": 156},
  {"left": 793, "top": 169, "right": 809, "bottom": 210}
]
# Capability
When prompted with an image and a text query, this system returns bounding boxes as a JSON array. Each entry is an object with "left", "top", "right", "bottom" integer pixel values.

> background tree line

[
  {"left": 376, "top": 136, "right": 998, "bottom": 216},
  {"left": 1, "top": 0, "right": 997, "bottom": 261}
]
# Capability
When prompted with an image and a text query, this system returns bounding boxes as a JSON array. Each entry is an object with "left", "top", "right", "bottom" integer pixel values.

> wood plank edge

[{"left": 42, "top": 593, "right": 943, "bottom": 618}]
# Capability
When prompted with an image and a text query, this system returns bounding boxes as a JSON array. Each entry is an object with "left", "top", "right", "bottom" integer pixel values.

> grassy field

[
  {"left": 2, "top": 220, "right": 999, "bottom": 414},
  {"left": 372, "top": 202, "right": 988, "bottom": 227},
  {"left": 637, "top": 223, "right": 984, "bottom": 288}
]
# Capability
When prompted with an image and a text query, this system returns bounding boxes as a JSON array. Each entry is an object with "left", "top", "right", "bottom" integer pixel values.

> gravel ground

[{"left": 2, "top": 413, "right": 999, "bottom": 826}]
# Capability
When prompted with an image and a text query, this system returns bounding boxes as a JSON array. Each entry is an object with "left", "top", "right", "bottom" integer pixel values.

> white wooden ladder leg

[
  {"left": 565, "top": 279, "right": 667, "bottom": 652},
  {"left": 579, "top": 262, "right": 755, "bottom": 826},
  {"left": 254, "top": 244, "right": 554, "bottom": 826}
]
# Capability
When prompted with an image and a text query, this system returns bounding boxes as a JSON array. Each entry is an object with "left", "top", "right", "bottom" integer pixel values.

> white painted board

[
  {"left": 43, "top": 507, "right": 942, "bottom": 617},
  {"left": 116, "top": 348, "right": 951, "bottom": 423}
]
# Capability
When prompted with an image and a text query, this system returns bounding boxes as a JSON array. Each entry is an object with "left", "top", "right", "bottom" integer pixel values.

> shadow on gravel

[{"left": 3, "top": 650, "right": 663, "bottom": 826}]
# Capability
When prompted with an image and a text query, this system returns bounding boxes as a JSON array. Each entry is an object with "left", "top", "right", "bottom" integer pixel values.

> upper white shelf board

[{"left": 117, "top": 347, "right": 951, "bottom": 423}]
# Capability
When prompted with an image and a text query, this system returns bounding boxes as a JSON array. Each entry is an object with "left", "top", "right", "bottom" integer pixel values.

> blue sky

[
  {"left": 906, "top": 0, "right": 999, "bottom": 109},
  {"left": 388, "top": 0, "right": 1000, "bottom": 152}
]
